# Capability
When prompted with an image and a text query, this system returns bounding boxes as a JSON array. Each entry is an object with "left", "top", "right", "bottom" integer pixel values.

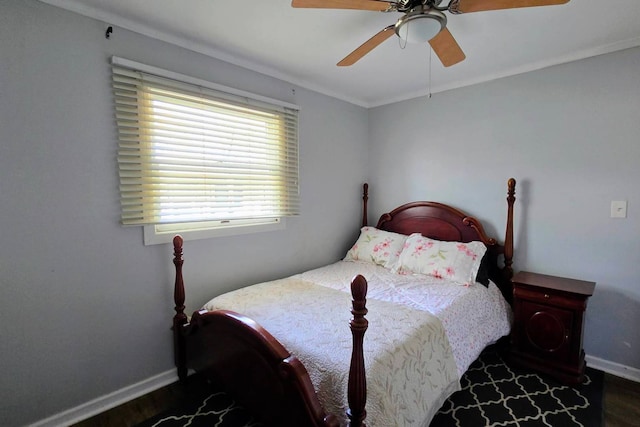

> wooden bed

[{"left": 171, "top": 178, "right": 516, "bottom": 427}]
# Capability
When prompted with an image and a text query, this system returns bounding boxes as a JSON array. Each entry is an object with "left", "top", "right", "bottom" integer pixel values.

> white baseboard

[
  {"left": 586, "top": 354, "right": 640, "bottom": 383},
  {"left": 29, "top": 369, "right": 179, "bottom": 427}
]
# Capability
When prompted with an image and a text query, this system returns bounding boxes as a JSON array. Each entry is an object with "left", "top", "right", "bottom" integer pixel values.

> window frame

[{"left": 111, "top": 57, "right": 300, "bottom": 245}]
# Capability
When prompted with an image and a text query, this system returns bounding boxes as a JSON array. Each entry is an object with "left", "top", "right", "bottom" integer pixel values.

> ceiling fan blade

[
  {"left": 292, "top": 0, "right": 392, "bottom": 11},
  {"left": 338, "top": 26, "right": 395, "bottom": 66},
  {"left": 453, "top": 0, "right": 569, "bottom": 13},
  {"left": 429, "top": 28, "right": 466, "bottom": 67}
]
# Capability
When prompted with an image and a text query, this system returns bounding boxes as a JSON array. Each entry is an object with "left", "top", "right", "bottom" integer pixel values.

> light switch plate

[{"left": 611, "top": 201, "right": 627, "bottom": 218}]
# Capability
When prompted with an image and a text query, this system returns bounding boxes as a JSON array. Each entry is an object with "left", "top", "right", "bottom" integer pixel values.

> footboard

[
  {"left": 183, "top": 309, "right": 340, "bottom": 426},
  {"left": 172, "top": 236, "right": 368, "bottom": 427}
]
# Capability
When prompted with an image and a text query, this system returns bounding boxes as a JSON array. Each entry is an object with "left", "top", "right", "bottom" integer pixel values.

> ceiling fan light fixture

[{"left": 395, "top": 8, "right": 446, "bottom": 44}]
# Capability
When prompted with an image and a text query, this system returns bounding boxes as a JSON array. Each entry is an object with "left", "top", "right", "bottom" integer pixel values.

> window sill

[{"left": 143, "top": 219, "right": 285, "bottom": 245}]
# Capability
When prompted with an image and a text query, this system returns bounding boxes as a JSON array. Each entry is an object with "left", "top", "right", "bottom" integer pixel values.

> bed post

[
  {"left": 347, "top": 274, "right": 368, "bottom": 427},
  {"left": 172, "top": 235, "right": 188, "bottom": 382},
  {"left": 362, "top": 183, "right": 369, "bottom": 227},
  {"left": 504, "top": 178, "right": 516, "bottom": 283}
]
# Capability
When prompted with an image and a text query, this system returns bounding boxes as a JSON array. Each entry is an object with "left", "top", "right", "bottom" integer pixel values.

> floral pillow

[
  {"left": 395, "top": 233, "right": 487, "bottom": 286},
  {"left": 344, "top": 227, "right": 408, "bottom": 269}
]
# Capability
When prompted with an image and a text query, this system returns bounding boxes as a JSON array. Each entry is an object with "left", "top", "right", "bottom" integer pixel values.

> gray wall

[
  {"left": 368, "top": 47, "right": 640, "bottom": 371},
  {"left": 2, "top": 0, "right": 639, "bottom": 425},
  {"left": 0, "top": 1, "right": 369, "bottom": 425}
]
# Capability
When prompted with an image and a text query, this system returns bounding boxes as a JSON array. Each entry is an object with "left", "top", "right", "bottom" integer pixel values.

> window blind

[{"left": 112, "top": 60, "right": 299, "bottom": 226}]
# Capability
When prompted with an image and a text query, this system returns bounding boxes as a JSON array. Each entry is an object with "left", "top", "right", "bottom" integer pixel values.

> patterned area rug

[
  {"left": 134, "top": 379, "right": 265, "bottom": 427},
  {"left": 430, "top": 349, "right": 603, "bottom": 427},
  {"left": 135, "top": 349, "right": 603, "bottom": 427}
]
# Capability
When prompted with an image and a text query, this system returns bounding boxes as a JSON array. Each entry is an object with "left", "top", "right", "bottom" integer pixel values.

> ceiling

[{"left": 40, "top": 0, "right": 640, "bottom": 107}]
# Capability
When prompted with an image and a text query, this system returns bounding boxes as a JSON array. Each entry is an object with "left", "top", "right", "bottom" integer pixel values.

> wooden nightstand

[{"left": 510, "top": 271, "right": 595, "bottom": 385}]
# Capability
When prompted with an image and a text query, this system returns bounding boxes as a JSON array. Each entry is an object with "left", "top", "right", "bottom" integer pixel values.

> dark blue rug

[{"left": 430, "top": 349, "right": 603, "bottom": 427}]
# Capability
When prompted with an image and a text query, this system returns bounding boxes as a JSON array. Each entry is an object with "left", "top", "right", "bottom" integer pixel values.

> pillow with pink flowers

[
  {"left": 344, "top": 226, "right": 408, "bottom": 269},
  {"left": 395, "top": 233, "right": 487, "bottom": 286}
]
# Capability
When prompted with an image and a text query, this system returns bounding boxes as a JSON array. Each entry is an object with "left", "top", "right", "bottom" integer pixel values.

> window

[{"left": 111, "top": 57, "right": 299, "bottom": 244}]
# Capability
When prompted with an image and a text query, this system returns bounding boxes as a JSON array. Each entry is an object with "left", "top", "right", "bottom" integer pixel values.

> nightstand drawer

[{"left": 514, "top": 286, "right": 587, "bottom": 310}]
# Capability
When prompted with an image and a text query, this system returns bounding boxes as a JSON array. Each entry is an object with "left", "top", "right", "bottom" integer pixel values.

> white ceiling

[{"left": 40, "top": 0, "right": 640, "bottom": 107}]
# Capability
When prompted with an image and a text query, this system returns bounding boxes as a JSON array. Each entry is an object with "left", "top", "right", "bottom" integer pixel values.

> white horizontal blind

[{"left": 112, "top": 63, "right": 299, "bottom": 226}]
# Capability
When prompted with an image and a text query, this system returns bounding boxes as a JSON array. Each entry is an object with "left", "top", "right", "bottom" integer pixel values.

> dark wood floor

[
  {"left": 603, "top": 374, "right": 640, "bottom": 427},
  {"left": 73, "top": 372, "right": 640, "bottom": 427},
  {"left": 72, "top": 375, "right": 210, "bottom": 427}
]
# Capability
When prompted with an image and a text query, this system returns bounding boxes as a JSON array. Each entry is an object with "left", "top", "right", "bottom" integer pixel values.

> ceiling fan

[{"left": 291, "top": 0, "right": 570, "bottom": 67}]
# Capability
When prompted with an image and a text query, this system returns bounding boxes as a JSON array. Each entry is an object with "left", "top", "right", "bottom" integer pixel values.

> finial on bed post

[
  {"left": 172, "top": 235, "right": 188, "bottom": 381},
  {"left": 347, "top": 274, "right": 368, "bottom": 427},
  {"left": 504, "top": 178, "right": 516, "bottom": 283},
  {"left": 362, "top": 183, "right": 369, "bottom": 227}
]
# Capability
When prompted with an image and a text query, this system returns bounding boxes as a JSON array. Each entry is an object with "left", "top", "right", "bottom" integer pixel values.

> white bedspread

[
  {"left": 298, "top": 261, "right": 513, "bottom": 377},
  {"left": 203, "top": 260, "right": 512, "bottom": 426},
  {"left": 204, "top": 277, "right": 460, "bottom": 427}
]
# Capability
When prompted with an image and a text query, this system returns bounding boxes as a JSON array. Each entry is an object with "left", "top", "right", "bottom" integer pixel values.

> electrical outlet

[{"left": 611, "top": 201, "right": 627, "bottom": 218}]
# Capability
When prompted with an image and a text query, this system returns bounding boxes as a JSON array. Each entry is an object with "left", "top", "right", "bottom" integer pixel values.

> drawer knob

[{"left": 544, "top": 294, "right": 550, "bottom": 299}]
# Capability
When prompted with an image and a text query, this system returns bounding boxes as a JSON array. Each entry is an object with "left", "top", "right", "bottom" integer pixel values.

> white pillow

[
  {"left": 344, "top": 226, "right": 408, "bottom": 269},
  {"left": 395, "top": 233, "right": 487, "bottom": 286}
]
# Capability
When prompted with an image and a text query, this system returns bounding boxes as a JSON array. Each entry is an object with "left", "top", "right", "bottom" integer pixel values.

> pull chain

[
  {"left": 427, "top": 47, "right": 432, "bottom": 99},
  {"left": 398, "top": 34, "right": 407, "bottom": 50}
]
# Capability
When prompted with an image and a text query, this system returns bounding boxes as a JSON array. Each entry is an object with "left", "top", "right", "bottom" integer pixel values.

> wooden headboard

[{"left": 363, "top": 179, "right": 516, "bottom": 304}]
